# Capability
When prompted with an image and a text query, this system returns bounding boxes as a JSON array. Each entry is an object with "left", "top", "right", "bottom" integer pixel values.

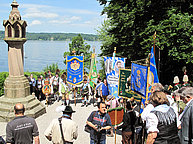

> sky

[{"left": 0, "top": 0, "right": 106, "bottom": 34}]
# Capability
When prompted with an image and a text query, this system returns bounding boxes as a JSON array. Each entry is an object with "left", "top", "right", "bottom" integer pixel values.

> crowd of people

[
  {"left": 3, "top": 71, "right": 193, "bottom": 144},
  {"left": 26, "top": 70, "right": 69, "bottom": 105}
]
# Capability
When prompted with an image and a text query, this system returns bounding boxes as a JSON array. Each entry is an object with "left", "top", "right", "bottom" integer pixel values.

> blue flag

[
  {"left": 150, "top": 47, "right": 159, "bottom": 83},
  {"left": 131, "top": 63, "right": 148, "bottom": 97},
  {"left": 66, "top": 56, "right": 84, "bottom": 85},
  {"left": 146, "top": 47, "right": 159, "bottom": 100},
  {"left": 131, "top": 63, "right": 148, "bottom": 114}
]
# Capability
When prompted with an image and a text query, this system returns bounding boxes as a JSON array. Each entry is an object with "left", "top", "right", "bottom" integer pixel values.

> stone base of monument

[
  {"left": 0, "top": 75, "right": 46, "bottom": 122},
  {"left": 4, "top": 76, "right": 31, "bottom": 98},
  {"left": 0, "top": 94, "right": 46, "bottom": 122}
]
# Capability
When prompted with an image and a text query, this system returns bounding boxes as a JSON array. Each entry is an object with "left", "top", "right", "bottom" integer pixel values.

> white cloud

[
  {"left": 29, "top": 20, "right": 42, "bottom": 26},
  {"left": 23, "top": 12, "right": 58, "bottom": 18},
  {"left": 49, "top": 20, "right": 71, "bottom": 24},
  {"left": 49, "top": 16, "right": 81, "bottom": 24},
  {"left": 21, "top": 4, "right": 52, "bottom": 9},
  {"left": 64, "top": 9, "right": 99, "bottom": 15},
  {"left": 22, "top": 4, "right": 58, "bottom": 19},
  {"left": 70, "top": 16, "right": 81, "bottom": 21}
]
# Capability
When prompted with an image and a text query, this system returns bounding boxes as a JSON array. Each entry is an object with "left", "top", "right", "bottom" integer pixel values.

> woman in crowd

[
  {"left": 115, "top": 101, "right": 136, "bottom": 144},
  {"left": 146, "top": 91, "right": 180, "bottom": 144}
]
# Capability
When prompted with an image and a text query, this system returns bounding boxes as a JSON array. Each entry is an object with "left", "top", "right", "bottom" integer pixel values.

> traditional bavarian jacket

[
  {"left": 60, "top": 82, "right": 69, "bottom": 94},
  {"left": 146, "top": 104, "right": 180, "bottom": 144},
  {"left": 36, "top": 80, "right": 43, "bottom": 90},
  {"left": 29, "top": 78, "right": 36, "bottom": 87},
  {"left": 173, "top": 83, "right": 181, "bottom": 91},
  {"left": 182, "top": 83, "right": 190, "bottom": 87}
]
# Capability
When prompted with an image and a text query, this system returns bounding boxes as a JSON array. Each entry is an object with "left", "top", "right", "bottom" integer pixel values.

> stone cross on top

[{"left": 3, "top": 0, "right": 27, "bottom": 76}]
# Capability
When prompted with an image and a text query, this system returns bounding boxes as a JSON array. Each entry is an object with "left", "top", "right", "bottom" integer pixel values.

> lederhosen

[
  {"left": 36, "top": 80, "right": 44, "bottom": 100},
  {"left": 53, "top": 77, "right": 59, "bottom": 93},
  {"left": 61, "top": 82, "right": 69, "bottom": 100},
  {"left": 151, "top": 107, "right": 180, "bottom": 144},
  {"left": 29, "top": 78, "right": 36, "bottom": 94},
  {"left": 82, "top": 83, "right": 89, "bottom": 100}
]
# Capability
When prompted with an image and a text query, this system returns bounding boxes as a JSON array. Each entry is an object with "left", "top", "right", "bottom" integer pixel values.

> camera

[{"left": 96, "top": 125, "right": 101, "bottom": 132}]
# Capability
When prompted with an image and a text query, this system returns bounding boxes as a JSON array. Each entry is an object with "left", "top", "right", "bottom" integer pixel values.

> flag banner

[
  {"left": 131, "top": 63, "right": 148, "bottom": 113},
  {"left": 131, "top": 63, "right": 148, "bottom": 96},
  {"left": 89, "top": 53, "right": 97, "bottom": 88},
  {"left": 118, "top": 69, "right": 142, "bottom": 101},
  {"left": 107, "top": 107, "right": 124, "bottom": 126},
  {"left": 104, "top": 57, "right": 126, "bottom": 99},
  {"left": 66, "top": 56, "right": 84, "bottom": 86},
  {"left": 146, "top": 47, "right": 160, "bottom": 99}
]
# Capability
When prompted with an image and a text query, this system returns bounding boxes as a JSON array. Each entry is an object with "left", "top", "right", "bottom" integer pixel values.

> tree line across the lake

[{"left": 0, "top": 30, "right": 99, "bottom": 41}]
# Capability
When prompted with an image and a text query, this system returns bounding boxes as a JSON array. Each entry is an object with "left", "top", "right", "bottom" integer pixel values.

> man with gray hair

[
  {"left": 179, "top": 87, "right": 193, "bottom": 144},
  {"left": 141, "top": 83, "right": 164, "bottom": 121},
  {"left": 151, "top": 83, "right": 164, "bottom": 93}
]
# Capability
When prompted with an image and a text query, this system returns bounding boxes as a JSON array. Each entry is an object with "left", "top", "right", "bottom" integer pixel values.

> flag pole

[
  {"left": 153, "top": 32, "right": 156, "bottom": 56},
  {"left": 72, "top": 49, "right": 77, "bottom": 106},
  {"left": 153, "top": 32, "right": 160, "bottom": 79},
  {"left": 112, "top": 47, "right": 116, "bottom": 69},
  {"left": 115, "top": 109, "right": 117, "bottom": 144},
  {"left": 93, "top": 46, "right": 95, "bottom": 106}
]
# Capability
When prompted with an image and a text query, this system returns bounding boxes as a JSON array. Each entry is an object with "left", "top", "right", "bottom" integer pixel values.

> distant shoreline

[{"left": 0, "top": 31, "right": 99, "bottom": 41}]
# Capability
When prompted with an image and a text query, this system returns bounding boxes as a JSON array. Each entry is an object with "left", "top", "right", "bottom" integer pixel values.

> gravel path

[{"left": 0, "top": 97, "right": 122, "bottom": 144}]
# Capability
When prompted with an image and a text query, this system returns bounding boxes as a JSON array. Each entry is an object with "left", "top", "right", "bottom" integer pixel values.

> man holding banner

[
  {"left": 66, "top": 56, "right": 84, "bottom": 105},
  {"left": 101, "top": 79, "right": 109, "bottom": 102}
]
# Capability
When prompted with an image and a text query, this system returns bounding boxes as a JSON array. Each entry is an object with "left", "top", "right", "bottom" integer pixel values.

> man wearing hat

[
  {"left": 44, "top": 105, "right": 78, "bottom": 144},
  {"left": 80, "top": 78, "right": 91, "bottom": 107}
]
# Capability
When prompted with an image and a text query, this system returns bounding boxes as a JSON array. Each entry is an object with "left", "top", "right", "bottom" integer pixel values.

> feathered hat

[
  {"left": 173, "top": 76, "right": 180, "bottom": 84},
  {"left": 183, "top": 75, "right": 188, "bottom": 82}
]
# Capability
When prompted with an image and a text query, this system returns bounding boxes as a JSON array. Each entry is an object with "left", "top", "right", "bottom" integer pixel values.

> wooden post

[
  {"left": 153, "top": 32, "right": 156, "bottom": 56},
  {"left": 74, "top": 87, "right": 76, "bottom": 106},
  {"left": 115, "top": 109, "right": 117, "bottom": 144},
  {"left": 93, "top": 87, "right": 95, "bottom": 106},
  {"left": 46, "top": 94, "right": 48, "bottom": 107}
]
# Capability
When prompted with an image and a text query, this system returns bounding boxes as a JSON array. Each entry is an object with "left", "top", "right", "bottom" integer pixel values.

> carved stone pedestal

[
  {"left": 0, "top": 75, "right": 46, "bottom": 122},
  {"left": 0, "top": 94, "right": 46, "bottom": 122}
]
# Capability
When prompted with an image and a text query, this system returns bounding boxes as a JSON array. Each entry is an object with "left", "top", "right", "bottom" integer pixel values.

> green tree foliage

[
  {"left": 0, "top": 31, "right": 98, "bottom": 41},
  {"left": 0, "top": 72, "right": 9, "bottom": 96},
  {"left": 97, "top": 0, "right": 193, "bottom": 84},
  {"left": 63, "top": 34, "right": 92, "bottom": 71},
  {"left": 0, "top": 72, "right": 45, "bottom": 96},
  {"left": 42, "top": 63, "right": 59, "bottom": 74}
]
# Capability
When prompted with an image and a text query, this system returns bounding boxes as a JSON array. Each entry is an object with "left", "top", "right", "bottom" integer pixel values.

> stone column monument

[{"left": 0, "top": 0, "right": 46, "bottom": 122}]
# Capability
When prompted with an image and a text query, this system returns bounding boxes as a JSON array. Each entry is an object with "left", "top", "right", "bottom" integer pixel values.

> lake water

[{"left": 0, "top": 40, "right": 102, "bottom": 72}]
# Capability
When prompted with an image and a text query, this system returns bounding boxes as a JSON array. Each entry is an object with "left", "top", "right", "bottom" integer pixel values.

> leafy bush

[
  {"left": 0, "top": 72, "right": 46, "bottom": 96},
  {"left": 0, "top": 72, "right": 9, "bottom": 96},
  {"left": 42, "top": 63, "right": 59, "bottom": 74}
]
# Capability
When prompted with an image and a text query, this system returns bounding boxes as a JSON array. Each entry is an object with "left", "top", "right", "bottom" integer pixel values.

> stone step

[
  {"left": 0, "top": 95, "right": 46, "bottom": 122},
  {"left": 0, "top": 111, "right": 15, "bottom": 122},
  {"left": 0, "top": 95, "right": 36, "bottom": 105}
]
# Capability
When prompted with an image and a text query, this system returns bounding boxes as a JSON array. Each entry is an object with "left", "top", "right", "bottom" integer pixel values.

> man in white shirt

[{"left": 45, "top": 105, "right": 78, "bottom": 144}]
